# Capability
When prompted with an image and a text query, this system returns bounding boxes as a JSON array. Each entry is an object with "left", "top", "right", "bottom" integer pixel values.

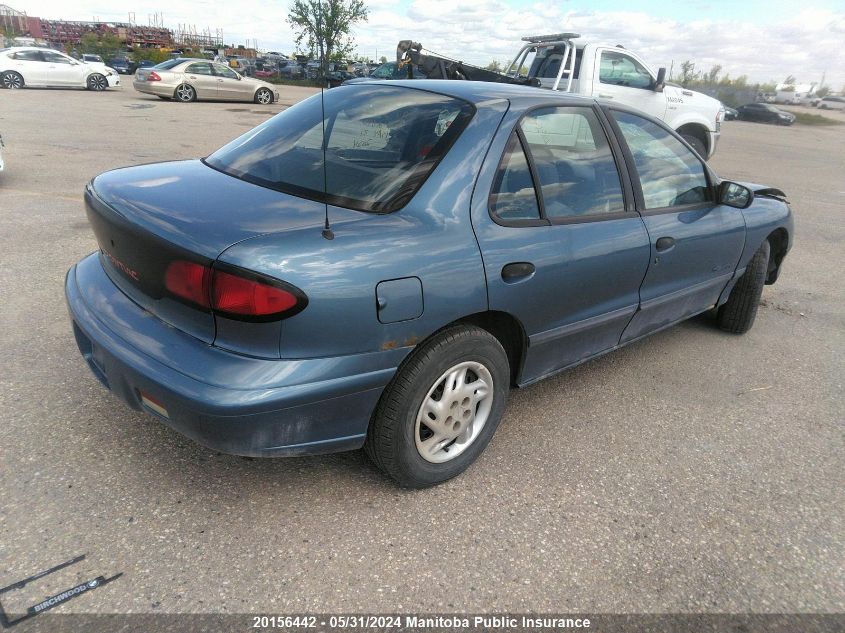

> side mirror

[
  {"left": 719, "top": 181, "right": 754, "bottom": 209},
  {"left": 653, "top": 67, "right": 666, "bottom": 92}
]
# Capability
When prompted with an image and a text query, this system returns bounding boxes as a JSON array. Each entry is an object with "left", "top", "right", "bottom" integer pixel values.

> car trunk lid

[{"left": 86, "top": 159, "right": 329, "bottom": 343}]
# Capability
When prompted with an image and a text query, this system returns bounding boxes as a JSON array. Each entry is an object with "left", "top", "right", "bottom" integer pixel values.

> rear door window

[
  {"left": 520, "top": 106, "right": 625, "bottom": 219},
  {"left": 185, "top": 62, "right": 214, "bottom": 75},
  {"left": 12, "top": 50, "right": 44, "bottom": 61}
]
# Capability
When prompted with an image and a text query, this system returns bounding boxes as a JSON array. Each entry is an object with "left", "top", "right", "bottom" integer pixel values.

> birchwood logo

[{"left": 30, "top": 578, "right": 100, "bottom": 613}]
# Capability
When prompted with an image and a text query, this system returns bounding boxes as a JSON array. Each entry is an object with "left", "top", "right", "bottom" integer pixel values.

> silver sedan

[{"left": 133, "top": 58, "right": 279, "bottom": 104}]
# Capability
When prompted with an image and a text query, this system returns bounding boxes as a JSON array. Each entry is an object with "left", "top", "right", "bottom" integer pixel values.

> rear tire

[
  {"left": 716, "top": 240, "right": 770, "bottom": 334},
  {"left": 681, "top": 133, "right": 707, "bottom": 158},
  {"left": 254, "top": 87, "right": 273, "bottom": 104},
  {"left": 87, "top": 73, "right": 108, "bottom": 91},
  {"left": 364, "top": 325, "right": 510, "bottom": 488},
  {"left": 175, "top": 84, "right": 196, "bottom": 102},
  {"left": 1, "top": 71, "right": 24, "bottom": 89}
]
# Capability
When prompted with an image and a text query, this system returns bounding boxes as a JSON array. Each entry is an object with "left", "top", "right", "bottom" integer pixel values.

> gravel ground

[{"left": 0, "top": 85, "right": 842, "bottom": 619}]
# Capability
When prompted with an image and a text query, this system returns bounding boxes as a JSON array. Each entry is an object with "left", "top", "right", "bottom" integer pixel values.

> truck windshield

[{"left": 205, "top": 85, "right": 475, "bottom": 213}]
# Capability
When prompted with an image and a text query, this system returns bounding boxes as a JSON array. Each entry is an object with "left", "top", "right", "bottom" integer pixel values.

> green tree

[
  {"left": 379, "top": 55, "right": 387, "bottom": 63},
  {"left": 486, "top": 60, "right": 503, "bottom": 72},
  {"left": 679, "top": 60, "right": 698, "bottom": 87},
  {"left": 705, "top": 64, "right": 721, "bottom": 85},
  {"left": 815, "top": 85, "right": 830, "bottom": 98},
  {"left": 287, "top": 0, "right": 368, "bottom": 74},
  {"left": 131, "top": 48, "right": 169, "bottom": 65}
]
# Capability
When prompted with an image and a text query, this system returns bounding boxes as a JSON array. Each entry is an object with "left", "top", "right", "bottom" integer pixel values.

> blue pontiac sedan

[{"left": 66, "top": 81, "right": 793, "bottom": 487}]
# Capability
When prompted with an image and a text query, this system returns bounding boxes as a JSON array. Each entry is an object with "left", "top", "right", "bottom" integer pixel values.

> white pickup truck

[{"left": 394, "top": 34, "right": 724, "bottom": 159}]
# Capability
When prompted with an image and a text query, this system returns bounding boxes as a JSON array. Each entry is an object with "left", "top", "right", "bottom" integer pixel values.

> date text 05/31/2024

[{"left": 252, "top": 615, "right": 592, "bottom": 629}]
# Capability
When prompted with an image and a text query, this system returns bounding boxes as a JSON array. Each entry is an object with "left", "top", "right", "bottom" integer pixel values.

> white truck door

[{"left": 592, "top": 48, "right": 667, "bottom": 121}]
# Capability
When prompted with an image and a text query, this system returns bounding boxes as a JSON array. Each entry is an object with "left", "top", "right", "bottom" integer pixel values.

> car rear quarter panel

[{"left": 215, "top": 96, "right": 511, "bottom": 360}]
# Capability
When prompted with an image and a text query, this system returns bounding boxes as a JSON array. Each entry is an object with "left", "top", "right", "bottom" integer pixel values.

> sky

[{"left": 17, "top": 0, "right": 845, "bottom": 88}]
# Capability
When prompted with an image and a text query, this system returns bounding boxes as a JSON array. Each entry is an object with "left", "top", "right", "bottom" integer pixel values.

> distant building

[{"left": 1, "top": 3, "right": 222, "bottom": 51}]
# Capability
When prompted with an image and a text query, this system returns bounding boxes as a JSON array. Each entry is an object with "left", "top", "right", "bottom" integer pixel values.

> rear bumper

[
  {"left": 133, "top": 80, "right": 172, "bottom": 98},
  {"left": 65, "top": 253, "right": 401, "bottom": 456}
]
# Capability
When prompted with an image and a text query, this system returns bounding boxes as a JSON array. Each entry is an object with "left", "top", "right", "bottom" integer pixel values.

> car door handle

[
  {"left": 502, "top": 262, "right": 535, "bottom": 283},
  {"left": 598, "top": 93, "right": 614, "bottom": 99},
  {"left": 655, "top": 237, "right": 676, "bottom": 252}
]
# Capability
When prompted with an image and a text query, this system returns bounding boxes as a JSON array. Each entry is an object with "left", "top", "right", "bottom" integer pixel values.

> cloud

[{"left": 20, "top": 0, "right": 845, "bottom": 87}]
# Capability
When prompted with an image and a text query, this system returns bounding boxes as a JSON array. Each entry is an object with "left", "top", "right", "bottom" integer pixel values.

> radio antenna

[{"left": 318, "top": 4, "right": 334, "bottom": 240}]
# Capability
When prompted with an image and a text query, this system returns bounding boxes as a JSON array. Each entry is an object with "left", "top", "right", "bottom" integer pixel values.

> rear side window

[
  {"left": 11, "top": 50, "right": 43, "bottom": 61},
  {"left": 153, "top": 59, "right": 184, "bottom": 70},
  {"left": 612, "top": 110, "right": 710, "bottom": 209},
  {"left": 205, "top": 85, "right": 474, "bottom": 213},
  {"left": 489, "top": 134, "right": 541, "bottom": 221},
  {"left": 520, "top": 106, "right": 624, "bottom": 218}
]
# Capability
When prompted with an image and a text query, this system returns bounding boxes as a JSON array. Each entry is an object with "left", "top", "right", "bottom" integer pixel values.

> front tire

[
  {"left": 254, "top": 87, "right": 273, "bottom": 104},
  {"left": 716, "top": 240, "right": 770, "bottom": 334},
  {"left": 87, "top": 73, "right": 108, "bottom": 91},
  {"left": 364, "top": 325, "right": 510, "bottom": 488},
  {"left": 175, "top": 84, "right": 196, "bottom": 102},
  {"left": 681, "top": 133, "right": 707, "bottom": 158},
  {"left": 1, "top": 71, "right": 24, "bottom": 89}
]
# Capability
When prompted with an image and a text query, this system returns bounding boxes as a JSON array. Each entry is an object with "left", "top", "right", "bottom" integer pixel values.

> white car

[
  {"left": 816, "top": 96, "right": 845, "bottom": 111},
  {"left": 0, "top": 46, "right": 120, "bottom": 90},
  {"left": 0, "top": 133, "right": 4, "bottom": 173}
]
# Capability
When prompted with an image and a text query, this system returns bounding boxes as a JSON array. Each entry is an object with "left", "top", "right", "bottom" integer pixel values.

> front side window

[
  {"left": 520, "top": 106, "right": 624, "bottom": 218},
  {"left": 213, "top": 64, "right": 239, "bottom": 79},
  {"left": 205, "top": 85, "right": 474, "bottom": 213},
  {"left": 42, "top": 51, "right": 73, "bottom": 64},
  {"left": 612, "top": 110, "right": 710, "bottom": 209},
  {"left": 599, "top": 51, "right": 653, "bottom": 90}
]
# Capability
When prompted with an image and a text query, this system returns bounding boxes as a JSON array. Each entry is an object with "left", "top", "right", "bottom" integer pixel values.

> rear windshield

[
  {"left": 204, "top": 85, "right": 474, "bottom": 213},
  {"left": 154, "top": 59, "right": 184, "bottom": 70}
]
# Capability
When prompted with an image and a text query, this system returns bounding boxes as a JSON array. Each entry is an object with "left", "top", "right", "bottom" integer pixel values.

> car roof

[{"left": 354, "top": 79, "right": 597, "bottom": 107}]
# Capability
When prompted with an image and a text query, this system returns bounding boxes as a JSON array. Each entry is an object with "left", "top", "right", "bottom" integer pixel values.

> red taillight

[
  {"left": 213, "top": 270, "right": 298, "bottom": 316},
  {"left": 165, "top": 260, "right": 210, "bottom": 308},
  {"left": 147, "top": 71, "right": 162, "bottom": 82},
  {"left": 164, "top": 260, "right": 304, "bottom": 319}
]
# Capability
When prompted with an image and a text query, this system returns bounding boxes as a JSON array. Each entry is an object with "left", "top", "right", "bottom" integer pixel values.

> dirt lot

[{"left": 0, "top": 85, "right": 843, "bottom": 620}]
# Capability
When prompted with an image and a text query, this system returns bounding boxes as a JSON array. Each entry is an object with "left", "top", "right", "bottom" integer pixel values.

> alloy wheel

[
  {"left": 2, "top": 73, "right": 23, "bottom": 89},
  {"left": 89, "top": 74, "right": 107, "bottom": 91},
  {"left": 176, "top": 85, "right": 195, "bottom": 102},
  {"left": 256, "top": 89, "right": 272, "bottom": 104},
  {"left": 414, "top": 361, "right": 494, "bottom": 463}
]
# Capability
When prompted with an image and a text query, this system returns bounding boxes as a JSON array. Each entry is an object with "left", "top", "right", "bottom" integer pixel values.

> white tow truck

[{"left": 395, "top": 34, "right": 725, "bottom": 159}]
